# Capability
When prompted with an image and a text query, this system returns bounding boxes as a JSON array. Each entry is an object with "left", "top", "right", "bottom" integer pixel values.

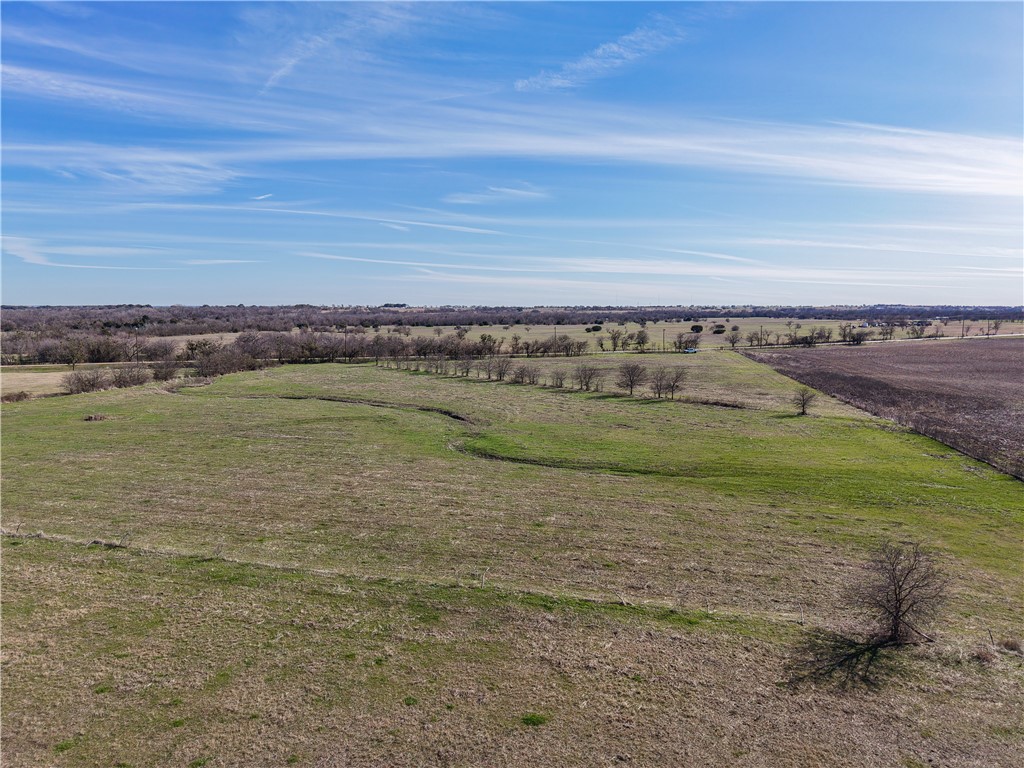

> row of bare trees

[{"left": 386, "top": 354, "right": 693, "bottom": 400}]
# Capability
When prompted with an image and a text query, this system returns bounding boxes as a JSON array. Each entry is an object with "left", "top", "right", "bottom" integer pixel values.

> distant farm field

[
  {"left": 744, "top": 338, "right": 1024, "bottom": 479},
  {"left": 2, "top": 355, "right": 1022, "bottom": 766}
]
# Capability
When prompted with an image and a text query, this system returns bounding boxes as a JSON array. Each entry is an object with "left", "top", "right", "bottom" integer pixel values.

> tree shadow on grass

[{"left": 786, "top": 630, "right": 905, "bottom": 689}]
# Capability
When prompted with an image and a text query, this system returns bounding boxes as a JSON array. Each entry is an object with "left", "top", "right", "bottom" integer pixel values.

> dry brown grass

[
  {"left": 3, "top": 359, "right": 1021, "bottom": 766},
  {"left": 4, "top": 537, "right": 1022, "bottom": 768}
]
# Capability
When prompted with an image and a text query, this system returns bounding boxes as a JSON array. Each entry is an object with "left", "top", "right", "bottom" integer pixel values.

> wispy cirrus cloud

[
  {"left": 2, "top": 236, "right": 173, "bottom": 270},
  {"left": 515, "top": 15, "right": 686, "bottom": 92},
  {"left": 249, "top": 2, "right": 425, "bottom": 94},
  {"left": 733, "top": 237, "right": 1023, "bottom": 260},
  {"left": 183, "top": 259, "right": 262, "bottom": 266},
  {"left": 302, "top": 251, "right": 543, "bottom": 273},
  {"left": 6, "top": 59, "right": 1020, "bottom": 198},
  {"left": 300, "top": 249, "right": 1018, "bottom": 289},
  {"left": 443, "top": 183, "right": 549, "bottom": 205},
  {"left": 5, "top": 141, "right": 238, "bottom": 196}
]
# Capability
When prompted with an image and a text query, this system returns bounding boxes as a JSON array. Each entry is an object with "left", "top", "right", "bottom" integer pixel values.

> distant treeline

[
  {"left": 0, "top": 329, "right": 596, "bottom": 368},
  {"left": 1, "top": 303, "right": 1019, "bottom": 337}
]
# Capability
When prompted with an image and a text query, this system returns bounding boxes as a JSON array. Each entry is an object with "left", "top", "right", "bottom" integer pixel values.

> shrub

[
  {"left": 972, "top": 646, "right": 998, "bottom": 666},
  {"left": 1, "top": 391, "right": 31, "bottom": 402},
  {"left": 111, "top": 363, "right": 152, "bottom": 388},
  {"left": 62, "top": 369, "right": 112, "bottom": 394},
  {"left": 150, "top": 359, "right": 180, "bottom": 381},
  {"left": 998, "top": 637, "right": 1022, "bottom": 654},
  {"left": 193, "top": 348, "right": 261, "bottom": 377}
]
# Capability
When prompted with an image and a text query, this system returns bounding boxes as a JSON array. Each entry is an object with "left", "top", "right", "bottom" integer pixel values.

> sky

[{"left": 1, "top": 1, "right": 1022, "bottom": 307}]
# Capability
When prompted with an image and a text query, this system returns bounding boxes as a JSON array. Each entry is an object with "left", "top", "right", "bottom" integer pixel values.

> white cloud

[
  {"left": 5, "top": 141, "right": 237, "bottom": 196},
  {"left": 302, "top": 252, "right": 540, "bottom": 273},
  {"left": 515, "top": 15, "right": 686, "bottom": 92},
  {"left": 443, "top": 183, "right": 549, "bottom": 205},
  {"left": 184, "top": 259, "right": 263, "bottom": 265},
  {"left": 734, "top": 237, "right": 1023, "bottom": 261},
  {"left": 6, "top": 61, "right": 1020, "bottom": 198},
  {"left": 2, "top": 236, "right": 173, "bottom": 270}
]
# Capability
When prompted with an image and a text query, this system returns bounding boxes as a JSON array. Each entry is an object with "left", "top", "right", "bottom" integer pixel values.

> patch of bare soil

[{"left": 744, "top": 338, "right": 1024, "bottom": 478}]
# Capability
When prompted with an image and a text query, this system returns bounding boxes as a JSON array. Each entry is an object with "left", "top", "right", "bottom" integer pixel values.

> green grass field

[{"left": 3, "top": 353, "right": 1022, "bottom": 766}]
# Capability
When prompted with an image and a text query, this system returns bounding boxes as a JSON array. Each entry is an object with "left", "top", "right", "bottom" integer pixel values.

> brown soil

[{"left": 744, "top": 338, "right": 1024, "bottom": 478}]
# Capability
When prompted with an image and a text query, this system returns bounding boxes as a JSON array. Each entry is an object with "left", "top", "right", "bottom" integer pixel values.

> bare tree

[
  {"left": 142, "top": 339, "right": 176, "bottom": 362},
  {"left": 788, "top": 540, "right": 948, "bottom": 686},
  {"left": 793, "top": 386, "right": 817, "bottom": 415},
  {"left": 57, "top": 337, "right": 87, "bottom": 370},
  {"left": 476, "top": 358, "right": 494, "bottom": 379},
  {"left": 616, "top": 362, "right": 647, "bottom": 396},
  {"left": 665, "top": 367, "right": 686, "bottom": 400},
  {"left": 673, "top": 332, "right": 702, "bottom": 352},
  {"left": 649, "top": 366, "right": 669, "bottom": 398},
  {"left": 724, "top": 331, "right": 742, "bottom": 349},
  {"left": 850, "top": 541, "right": 947, "bottom": 645},
  {"left": 573, "top": 363, "right": 600, "bottom": 391},
  {"left": 549, "top": 368, "right": 567, "bottom": 388},
  {"left": 493, "top": 358, "right": 513, "bottom": 381}
]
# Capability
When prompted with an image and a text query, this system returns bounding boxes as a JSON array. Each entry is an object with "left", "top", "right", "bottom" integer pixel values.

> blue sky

[{"left": 2, "top": 1, "right": 1021, "bottom": 306}]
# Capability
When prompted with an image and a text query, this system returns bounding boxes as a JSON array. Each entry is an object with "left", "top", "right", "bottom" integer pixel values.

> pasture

[{"left": 2, "top": 352, "right": 1022, "bottom": 766}]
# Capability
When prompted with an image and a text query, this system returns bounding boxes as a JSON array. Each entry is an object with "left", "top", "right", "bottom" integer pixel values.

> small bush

[
  {"left": 111, "top": 363, "right": 152, "bottom": 388},
  {"left": 62, "top": 369, "right": 112, "bottom": 394},
  {"left": 972, "top": 646, "right": 998, "bottom": 666},
  {"left": 998, "top": 637, "right": 1022, "bottom": 654},
  {"left": 521, "top": 712, "right": 548, "bottom": 726},
  {"left": 150, "top": 359, "right": 180, "bottom": 381},
  {"left": 193, "top": 348, "right": 261, "bottom": 377},
  {"left": 1, "top": 391, "right": 31, "bottom": 402}
]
